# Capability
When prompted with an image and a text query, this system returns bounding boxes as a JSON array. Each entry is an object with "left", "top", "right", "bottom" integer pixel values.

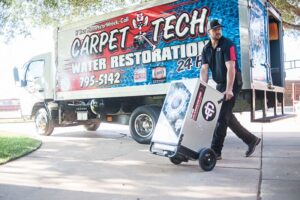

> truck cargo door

[
  {"left": 249, "top": 0, "right": 270, "bottom": 84},
  {"left": 267, "top": 5, "right": 284, "bottom": 87}
]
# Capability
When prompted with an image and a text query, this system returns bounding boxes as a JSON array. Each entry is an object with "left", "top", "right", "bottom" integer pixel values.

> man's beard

[{"left": 212, "top": 33, "right": 221, "bottom": 41}]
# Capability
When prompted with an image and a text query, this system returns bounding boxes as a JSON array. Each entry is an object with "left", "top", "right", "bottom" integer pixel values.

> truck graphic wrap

[
  {"left": 249, "top": 0, "right": 269, "bottom": 83},
  {"left": 57, "top": 0, "right": 241, "bottom": 92}
]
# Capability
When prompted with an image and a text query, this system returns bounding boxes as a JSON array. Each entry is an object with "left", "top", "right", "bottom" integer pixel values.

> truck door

[
  {"left": 249, "top": 0, "right": 270, "bottom": 84},
  {"left": 24, "top": 60, "right": 45, "bottom": 97},
  {"left": 19, "top": 59, "right": 46, "bottom": 117},
  {"left": 267, "top": 4, "right": 284, "bottom": 87}
]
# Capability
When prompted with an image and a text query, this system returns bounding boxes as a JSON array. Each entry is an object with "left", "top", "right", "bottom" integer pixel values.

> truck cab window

[{"left": 25, "top": 60, "right": 44, "bottom": 82}]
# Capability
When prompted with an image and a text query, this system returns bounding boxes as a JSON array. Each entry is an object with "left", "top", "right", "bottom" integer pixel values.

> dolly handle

[{"left": 217, "top": 96, "right": 226, "bottom": 104}]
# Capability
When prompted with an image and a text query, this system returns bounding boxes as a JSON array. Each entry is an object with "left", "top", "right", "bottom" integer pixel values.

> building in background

[{"left": 284, "top": 60, "right": 300, "bottom": 112}]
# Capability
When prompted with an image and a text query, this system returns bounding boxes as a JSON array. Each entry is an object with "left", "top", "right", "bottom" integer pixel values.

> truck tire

[
  {"left": 84, "top": 120, "right": 101, "bottom": 131},
  {"left": 35, "top": 108, "right": 54, "bottom": 136},
  {"left": 129, "top": 105, "right": 161, "bottom": 144}
]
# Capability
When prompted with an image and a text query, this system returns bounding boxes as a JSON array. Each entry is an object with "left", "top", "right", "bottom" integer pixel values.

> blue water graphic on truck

[
  {"left": 118, "top": 0, "right": 240, "bottom": 88},
  {"left": 60, "top": 0, "right": 241, "bottom": 91}
]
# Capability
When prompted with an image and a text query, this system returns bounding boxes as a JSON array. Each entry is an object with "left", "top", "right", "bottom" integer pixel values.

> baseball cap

[{"left": 207, "top": 19, "right": 224, "bottom": 31}]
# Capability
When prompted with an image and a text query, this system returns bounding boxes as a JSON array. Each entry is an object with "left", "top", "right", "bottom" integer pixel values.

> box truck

[{"left": 13, "top": 0, "right": 286, "bottom": 144}]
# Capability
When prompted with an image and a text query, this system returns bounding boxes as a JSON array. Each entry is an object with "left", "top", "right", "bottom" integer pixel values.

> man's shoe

[
  {"left": 245, "top": 137, "right": 261, "bottom": 157},
  {"left": 212, "top": 149, "right": 222, "bottom": 160}
]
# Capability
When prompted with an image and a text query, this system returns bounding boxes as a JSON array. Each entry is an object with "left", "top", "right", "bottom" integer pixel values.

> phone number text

[{"left": 79, "top": 72, "right": 121, "bottom": 88}]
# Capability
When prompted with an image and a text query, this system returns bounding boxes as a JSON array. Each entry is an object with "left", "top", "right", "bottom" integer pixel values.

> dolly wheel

[
  {"left": 169, "top": 156, "right": 183, "bottom": 165},
  {"left": 198, "top": 148, "right": 216, "bottom": 171}
]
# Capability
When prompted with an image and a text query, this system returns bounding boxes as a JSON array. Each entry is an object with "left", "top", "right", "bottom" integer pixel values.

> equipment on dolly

[{"left": 150, "top": 79, "right": 223, "bottom": 171}]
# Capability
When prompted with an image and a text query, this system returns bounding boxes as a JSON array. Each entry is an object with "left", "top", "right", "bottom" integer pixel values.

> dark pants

[{"left": 211, "top": 84, "right": 257, "bottom": 155}]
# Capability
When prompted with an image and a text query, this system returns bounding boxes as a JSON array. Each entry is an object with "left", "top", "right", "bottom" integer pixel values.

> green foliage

[
  {"left": 0, "top": 0, "right": 299, "bottom": 42},
  {"left": 0, "top": 0, "right": 149, "bottom": 42},
  {"left": 0, "top": 135, "right": 41, "bottom": 164},
  {"left": 270, "top": 0, "right": 300, "bottom": 23}
]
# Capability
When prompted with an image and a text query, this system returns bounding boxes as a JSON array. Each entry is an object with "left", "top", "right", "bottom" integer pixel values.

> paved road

[{"left": 0, "top": 112, "right": 299, "bottom": 200}]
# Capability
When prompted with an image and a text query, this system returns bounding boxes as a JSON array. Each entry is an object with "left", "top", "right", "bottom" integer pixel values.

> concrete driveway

[{"left": 0, "top": 112, "right": 299, "bottom": 200}]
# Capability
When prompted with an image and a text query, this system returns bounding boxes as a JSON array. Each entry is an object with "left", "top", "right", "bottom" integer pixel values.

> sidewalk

[
  {"left": 0, "top": 112, "right": 299, "bottom": 200},
  {"left": 236, "top": 111, "right": 300, "bottom": 200},
  {"left": 258, "top": 116, "right": 300, "bottom": 200}
]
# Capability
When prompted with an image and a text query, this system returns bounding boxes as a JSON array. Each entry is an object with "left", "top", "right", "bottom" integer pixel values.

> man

[{"left": 201, "top": 19, "right": 261, "bottom": 160}]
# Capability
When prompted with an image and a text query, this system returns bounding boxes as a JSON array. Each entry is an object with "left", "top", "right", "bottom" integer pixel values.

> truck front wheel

[
  {"left": 35, "top": 108, "right": 54, "bottom": 136},
  {"left": 129, "top": 105, "right": 160, "bottom": 144}
]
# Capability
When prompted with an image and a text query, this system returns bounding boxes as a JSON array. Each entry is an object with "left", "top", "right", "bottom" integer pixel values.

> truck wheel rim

[
  {"left": 36, "top": 113, "right": 47, "bottom": 132},
  {"left": 134, "top": 114, "right": 154, "bottom": 138}
]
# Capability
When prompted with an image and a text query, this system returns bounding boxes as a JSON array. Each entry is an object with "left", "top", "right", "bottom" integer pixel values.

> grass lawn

[{"left": 0, "top": 135, "right": 41, "bottom": 164}]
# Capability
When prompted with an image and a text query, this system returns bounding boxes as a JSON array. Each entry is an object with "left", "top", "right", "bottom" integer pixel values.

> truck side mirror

[
  {"left": 13, "top": 67, "right": 27, "bottom": 87},
  {"left": 13, "top": 67, "right": 20, "bottom": 82}
]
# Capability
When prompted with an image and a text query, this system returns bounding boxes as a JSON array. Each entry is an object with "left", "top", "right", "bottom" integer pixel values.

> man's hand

[{"left": 224, "top": 90, "right": 234, "bottom": 101}]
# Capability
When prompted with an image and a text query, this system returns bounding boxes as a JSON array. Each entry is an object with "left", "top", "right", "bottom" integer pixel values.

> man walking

[{"left": 200, "top": 19, "right": 261, "bottom": 160}]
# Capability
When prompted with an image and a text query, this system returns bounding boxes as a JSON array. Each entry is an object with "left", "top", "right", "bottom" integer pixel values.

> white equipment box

[{"left": 150, "top": 78, "right": 223, "bottom": 171}]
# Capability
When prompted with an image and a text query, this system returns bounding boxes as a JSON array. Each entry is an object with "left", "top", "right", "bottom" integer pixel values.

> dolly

[{"left": 150, "top": 79, "right": 223, "bottom": 171}]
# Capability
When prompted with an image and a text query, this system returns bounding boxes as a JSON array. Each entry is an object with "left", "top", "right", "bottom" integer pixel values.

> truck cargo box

[{"left": 55, "top": 0, "right": 285, "bottom": 102}]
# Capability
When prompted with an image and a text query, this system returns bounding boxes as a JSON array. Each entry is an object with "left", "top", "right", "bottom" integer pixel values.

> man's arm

[
  {"left": 225, "top": 60, "right": 236, "bottom": 100},
  {"left": 200, "top": 64, "right": 209, "bottom": 83}
]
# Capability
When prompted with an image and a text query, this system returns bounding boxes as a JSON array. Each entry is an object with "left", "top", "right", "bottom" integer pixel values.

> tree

[
  {"left": 0, "top": 0, "right": 299, "bottom": 42},
  {"left": 0, "top": 0, "right": 145, "bottom": 42},
  {"left": 270, "top": 0, "right": 300, "bottom": 31}
]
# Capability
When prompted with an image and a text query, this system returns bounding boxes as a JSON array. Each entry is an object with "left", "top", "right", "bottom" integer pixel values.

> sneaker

[
  {"left": 212, "top": 149, "right": 222, "bottom": 160},
  {"left": 245, "top": 137, "right": 261, "bottom": 157},
  {"left": 216, "top": 154, "right": 222, "bottom": 160}
]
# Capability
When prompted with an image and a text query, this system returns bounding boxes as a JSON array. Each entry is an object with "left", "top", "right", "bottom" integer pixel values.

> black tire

[
  {"left": 84, "top": 120, "right": 101, "bottom": 131},
  {"left": 129, "top": 105, "right": 161, "bottom": 144},
  {"left": 169, "top": 156, "right": 183, "bottom": 165},
  {"left": 198, "top": 148, "right": 216, "bottom": 171},
  {"left": 35, "top": 108, "right": 54, "bottom": 136}
]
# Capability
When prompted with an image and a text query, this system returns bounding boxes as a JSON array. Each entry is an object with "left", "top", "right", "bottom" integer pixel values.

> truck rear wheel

[
  {"left": 35, "top": 108, "right": 54, "bottom": 136},
  {"left": 129, "top": 105, "right": 161, "bottom": 144},
  {"left": 84, "top": 120, "right": 101, "bottom": 131}
]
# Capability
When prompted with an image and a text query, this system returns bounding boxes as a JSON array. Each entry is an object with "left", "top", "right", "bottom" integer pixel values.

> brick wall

[{"left": 285, "top": 81, "right": 300, "bottom": 106}]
